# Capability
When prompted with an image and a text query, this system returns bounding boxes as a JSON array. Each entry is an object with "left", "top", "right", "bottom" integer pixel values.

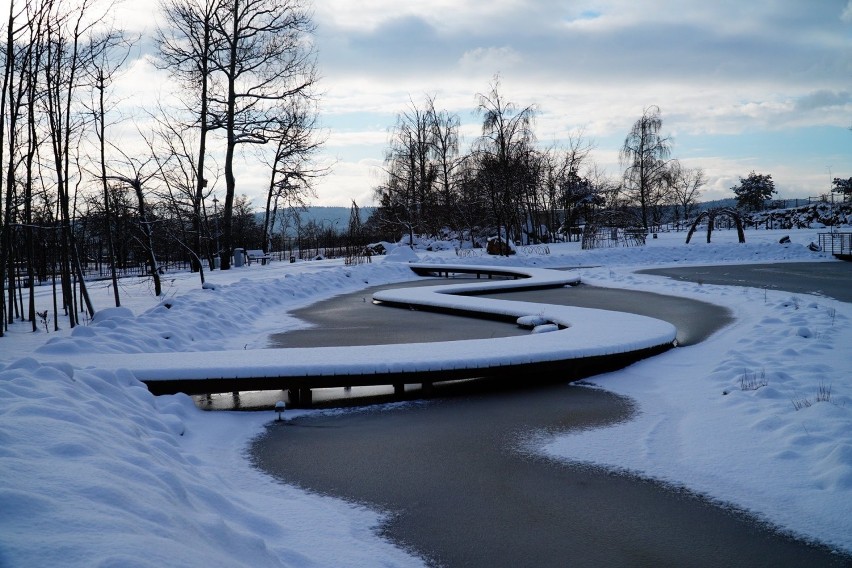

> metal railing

[{"left": 818, "top": 232, "right": 852, "bottom": 257}]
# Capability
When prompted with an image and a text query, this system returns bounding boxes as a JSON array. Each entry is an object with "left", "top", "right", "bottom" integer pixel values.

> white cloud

[
  {"left": 314, "top": 158, "right": 384, "bottom": 207},
  {"left": 458, "top": 46, "right": 523, "bottom": 75},
  {"left": 57, "top": 0, "right": 852, "bottom": 206},
  {"left": 324, "top": 130, "right": 389, "bottom": 149},
  {"left": 842, "top": 0, "right": 852, "bottom": 22}
]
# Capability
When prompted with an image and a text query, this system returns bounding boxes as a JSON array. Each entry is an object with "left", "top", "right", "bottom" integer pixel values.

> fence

[{"left": 818, "top": 232, "right": 852, "bottom": 259}]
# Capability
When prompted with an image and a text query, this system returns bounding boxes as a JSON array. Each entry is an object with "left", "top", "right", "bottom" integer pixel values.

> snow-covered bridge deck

[{"left": 55, "top": 264, "right": 678, "bottom": 406}]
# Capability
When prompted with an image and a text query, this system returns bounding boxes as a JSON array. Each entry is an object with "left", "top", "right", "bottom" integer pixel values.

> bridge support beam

[
  {"left": 393, "top": 383, "right": 405, "bottom": 396},
  {"left": 288, "top": 387, "right": 313, "bottom": 408},
  {"left": 287, "top": 388, "right": 300, "bottom": 406}
]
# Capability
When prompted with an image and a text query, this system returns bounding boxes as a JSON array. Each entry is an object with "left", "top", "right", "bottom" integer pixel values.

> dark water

[
  {"left": 480, "top": 283, "right": 732, "bottom": 346},
  {"left": 640, "top": 261, "right": 852, "bottom": 302},
  {"left": 269, "top": 279, "right": 731, "bottom": 349},
  {"left": 268, "top": 278, "right": 529, "bottom": 348},
  {"left": 250, "top": 278, "right": 849, "bottom": 566},
  {"left": 252, "top": 383, "right": 849, "bottom": 567}
]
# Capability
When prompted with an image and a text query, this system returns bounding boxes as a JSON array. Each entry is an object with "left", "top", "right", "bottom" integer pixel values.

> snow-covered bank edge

[
  {"left": 1, "top": 261, "right": 429, "bottom": 567},
  {"left": 537, "top": 265, "right": 852, "bottom": 554},
  {"left": 0, "top": 359, "right": 423, "bottom": 567}
]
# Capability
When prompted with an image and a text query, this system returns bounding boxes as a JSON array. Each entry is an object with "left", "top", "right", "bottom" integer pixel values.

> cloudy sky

[{"left": 105, "top": 0, "right": 852, "bottom": 207}]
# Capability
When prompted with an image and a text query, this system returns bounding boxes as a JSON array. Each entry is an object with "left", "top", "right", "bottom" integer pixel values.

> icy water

[
  {"left": 253, "top": 384, "right": 848, "bottom": 567},
  {"left": 640, "top": 261, "right": 852, "bottom": 303},
  {"left": 249, "top": 278, "right": 849, "bottom": 566}
]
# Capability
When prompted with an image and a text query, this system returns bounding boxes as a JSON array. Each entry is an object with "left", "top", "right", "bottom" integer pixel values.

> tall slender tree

[
  {"left": 262, "top": 100, "right": 326, "bottom": 252},
  {"left": 22, "top": 2, "right": 49, "bottom": 331},
  {"left": 426, "top": 95, "right": 462, "bottom": 232},
  {"left": 620, "top": 105, "right": 671, "bottom": 230},
  {"left": 42, "top": 0, "right": 100, "bottom": 327},
  {"left": 474, "top": 76, "right": 536, "bottom": 248},
  {"left": 0, "top": 0, "right": 23, "bottom": 332},
  {"left": 156, "top": 0, "right": 221, "bottom": 272},
  {"left": 209, "top": 0, "right": 317, "bottom": 269},
  {"left": 377, "top": 97, "right": 436, "bottom": 245},
  {"left": 86, "top": 26, "right": 133, "bottom": 307}
]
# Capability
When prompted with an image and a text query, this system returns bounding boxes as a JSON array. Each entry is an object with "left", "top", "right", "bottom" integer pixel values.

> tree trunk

[
  {"left": 98, "top": 72, "right": 120, "bottom": 307},
  {"left": 133, "top": 181, "right": 162, "bottom": 296},
  {"left": 193, "top": 13, "right": 212, "bottom": 273},
  {"left": 0, "top": 4, "right": 14, "bottom": 334}
]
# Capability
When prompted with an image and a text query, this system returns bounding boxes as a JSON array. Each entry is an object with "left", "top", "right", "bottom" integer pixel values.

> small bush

[
  {"left": 792, "top": 382, "right": 834, "bottom": 411},
  {"left": 815, "top": 382, "right": 832, "bottom": 403},
  {"left": 740, "top": 369, "right": 768, "bottom": 391}
]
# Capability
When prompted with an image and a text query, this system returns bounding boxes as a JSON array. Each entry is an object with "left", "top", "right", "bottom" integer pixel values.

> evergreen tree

[{"left": 732, "top": 171, "right": 776, "bottom": 211}]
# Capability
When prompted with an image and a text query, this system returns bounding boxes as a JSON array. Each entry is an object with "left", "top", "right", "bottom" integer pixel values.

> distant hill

[
  {"left": 699, "top": 197, "right": 822, "bottom": 211},
  {"left": 697, "top": 198, "right": 738, "bottom": 210},
  {"left": 255, "top": 205, "right": 376, "bottom": 236}
]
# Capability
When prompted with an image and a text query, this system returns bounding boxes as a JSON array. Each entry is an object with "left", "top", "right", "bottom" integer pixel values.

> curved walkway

[{"left": 48, "top": 265, "right": 677, "bottom": 402}]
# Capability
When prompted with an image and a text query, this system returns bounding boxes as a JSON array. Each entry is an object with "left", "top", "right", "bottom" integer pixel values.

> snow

[
  {"left": 33, "top": 266, "right": 677, "bottom": 381},
  {"left": 1, "top": 227, "right": 851, "bottom": 565}
]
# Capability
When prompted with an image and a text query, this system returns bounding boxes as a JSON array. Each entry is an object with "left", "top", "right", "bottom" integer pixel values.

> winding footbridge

[{"left": 60, "top": 264, "right": 679, "bottom": 406}]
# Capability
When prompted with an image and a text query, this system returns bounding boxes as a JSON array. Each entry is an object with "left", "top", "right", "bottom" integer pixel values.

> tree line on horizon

[
  {"left": 370, "top": 83, "right": 708, "bottom": 248},
  {"left": 370, "top": 80, "right": 851, "bottom": 248}
]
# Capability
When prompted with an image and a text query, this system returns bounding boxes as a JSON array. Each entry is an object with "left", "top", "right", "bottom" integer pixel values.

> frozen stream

[{"left": 249, "top": 277, "right": 847, "bottom": 566}]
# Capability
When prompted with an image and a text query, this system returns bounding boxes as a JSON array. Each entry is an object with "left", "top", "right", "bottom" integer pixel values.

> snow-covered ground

[{"left": 1, "top": 227, "right": 850, "bottom": 565}]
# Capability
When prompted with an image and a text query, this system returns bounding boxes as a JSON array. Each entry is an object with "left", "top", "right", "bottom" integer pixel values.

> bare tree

[
  {"left": 474, "top": 75, "right": 536, "bottom": 248},
  {"left": 426, "top": 95, "right": 462, "bottom": 233},
  {"left": 156, "top": 0, "right": 221, "bottom": 272},
  {"left": 105, "top": 152, "right": 162, "bottom": 297},
  {"left": 262, "top": 99, "right": 326, "bottom": 252},
  {"left": 538, "top": 130, "right": 595, "bottom": 241},
  {"left": 20, "top": 2, "right": 50, "bottom": 331},
  {"left": 620, "top": 105, "right": 671, "bottom": 231},
  {"left": 665, "top": 160, "right": 705, "bottom": 229},
  {"left": 85, "top": 25, "right": 134, "bottom": 307},
  {"left": 209, "top": 0, "right": 318, "bottom": 269},
  {"left": 145, "top": 113, "right": 219, "bottom": 284},
  {"left": 0, "top": 0, "right": 26, "bottom": 332},
  {"left": 376, "top": 97, "right": 436, "bottom": 246},
  {"left": 41, "top": 0, "right": 105, "bottom": 327}
]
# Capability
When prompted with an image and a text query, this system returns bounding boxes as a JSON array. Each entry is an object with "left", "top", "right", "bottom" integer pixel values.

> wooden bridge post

[
  {"left": 287, "top": 387, "right": 300, "bottom": 407},
  {"left": 287, "top": 387, "right": 313, "bottom": 408}
]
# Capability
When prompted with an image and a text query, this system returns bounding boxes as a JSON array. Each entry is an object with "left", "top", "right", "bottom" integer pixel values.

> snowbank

[
  {"left": 1, "top": 227, "right": 850, "bottom": 565},
  {"left": 0, "top": 359, "right": 414, "bottom": 567}
]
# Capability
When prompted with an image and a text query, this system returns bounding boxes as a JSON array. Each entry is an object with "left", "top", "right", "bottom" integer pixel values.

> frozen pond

[{"left": 248, "top": 275, "right": 847, "bottom": 566}]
